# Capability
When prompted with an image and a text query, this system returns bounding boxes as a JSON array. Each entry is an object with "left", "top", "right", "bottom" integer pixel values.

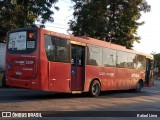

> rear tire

[
  {"left": 135, "top": 81, "right": 143, "bottom": 92},
  {"left": 89, "top": 80, "right": 101, "bottom": 97}
]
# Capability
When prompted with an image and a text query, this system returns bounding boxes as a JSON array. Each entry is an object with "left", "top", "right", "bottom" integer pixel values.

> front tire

[{"left": 89, "top": 80, "right": 101, "bottom": 97}]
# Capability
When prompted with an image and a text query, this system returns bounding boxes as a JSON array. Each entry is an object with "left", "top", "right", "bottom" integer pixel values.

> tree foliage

[
  {"left": 153, "top": 53, "right": 160, "bottom": 69},
  {"left": 69, "top": 0, "right": 151, "bottom": 49},
  {"left": 0, "top": 0, "right": 58, "bottom": 43}
]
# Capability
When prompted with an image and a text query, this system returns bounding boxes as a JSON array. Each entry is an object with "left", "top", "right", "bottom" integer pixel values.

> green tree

[
  {"left": 0, "top": 0, "right": 59, "bottom": 43},
  {"left": 69, "top": 0, "right": 151, "bottom": 49},
  {"left": 152, "top": 53, "right": 160, "bottom": 69}
]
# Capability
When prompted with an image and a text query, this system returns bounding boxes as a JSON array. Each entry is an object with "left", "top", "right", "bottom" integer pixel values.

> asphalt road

[{"left": 0, "top": 79, "right": 160, "bottom": 120}]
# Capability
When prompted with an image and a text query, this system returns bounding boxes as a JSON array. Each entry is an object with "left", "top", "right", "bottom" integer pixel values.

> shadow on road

[{"left": 0, "top": 79, "right": 159, "bottom": 103}]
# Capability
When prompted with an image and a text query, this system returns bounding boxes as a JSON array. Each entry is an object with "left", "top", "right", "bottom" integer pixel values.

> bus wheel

[
  {"left": 89, "top": 80, "right": 101, "bottom": 97},
  {"left": 135, "top": 81, "right": 143, "bottom": 92}
]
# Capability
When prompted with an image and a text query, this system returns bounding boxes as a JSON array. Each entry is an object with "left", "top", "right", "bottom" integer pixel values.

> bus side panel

[
  {"left": 102, "top": 67, "right": 115, "bottom": 91},
  {"left": 125, "top": 69, "right": 140, "bottom": 89},
  {"left": 114, "top": 68, "right": 127, "bottom": 90},
  {"left": 39, "top": 29, "right": 49, "bottom": 91},
  {"left": 127, "top": 69, "right": 145, "bottom": 89},
  {"left": 140, "top": 70, "right": 145, "bottom": 84},
  {"left": 84, "top": 65, "right": 103, "bottom": 92},
  {"left": 148, "top": 78, "right": 154, "bottom": 87},
  {"left": 39, "top": 54, "right": 49, "bottom": 91},
  {"left": 48, "top": 62, "right": 71, "bottom": 92}
]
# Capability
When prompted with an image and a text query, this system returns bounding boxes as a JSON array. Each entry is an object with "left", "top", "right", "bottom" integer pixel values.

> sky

[
  {"left": 133, "top": 0, "right": 160, "bottom": 54},
  {"left": 45, "top": 0, "right": 160, "bottom": 54}
]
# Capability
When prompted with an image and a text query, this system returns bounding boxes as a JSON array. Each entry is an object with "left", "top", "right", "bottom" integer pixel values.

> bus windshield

[{"left": 8, "top": 30, "right": 36, "bottom": 54}]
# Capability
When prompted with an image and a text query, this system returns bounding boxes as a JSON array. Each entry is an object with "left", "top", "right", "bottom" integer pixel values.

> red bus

[{"left": 5, "top": 28, "right": 154, "bottom": 97}]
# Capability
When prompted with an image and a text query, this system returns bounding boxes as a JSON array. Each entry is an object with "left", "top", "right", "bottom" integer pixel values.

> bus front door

[
  {"left": 145, "top": 59, "right": 153, "bottom": 86},
  {"left": 71, "top": 45, "right": 85, "bottom": 91}
]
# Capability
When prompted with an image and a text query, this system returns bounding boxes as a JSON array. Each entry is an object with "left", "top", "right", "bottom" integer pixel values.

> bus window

[
  {"left": 127, "top": 53, "right": 137, "bottom": 69},
  {"left": 116, "top": 51, "right": 127, "bottom": 68},
  {"left": 103, "top": 48, "right": 116, "bottom": 67},
  {"left": 44, "top": 35, "right": 70, "bottom": 63},
  {"left": 8, "top": 30, "right": 36, "bottom": 54},
  {"left": 136, "top": 55, "right": 146, "bottom": 70},
  {"left": 87, "top": 45, "right": 102, "bottom": 66}
]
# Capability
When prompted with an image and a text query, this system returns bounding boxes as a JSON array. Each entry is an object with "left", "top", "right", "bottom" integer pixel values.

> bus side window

[
  {"left": 116, "top": 51, "right": 127, "bottom": 68},
  {"left": 103, "top": 48, "right": 116, "bottom": 67},
  {"left": 44, "top": 35, "right": 70, "bottom": 63},
  {"left": 136, "top": 55, "right": 146, "bottom": 70},
  {"left": 44, "top": 36, "right": 55, "bottom": 61},
  {"left": 87, "top": 45, "right": 102, "bottom": 66},
  {"left": 57, "top": 49, "right": 67, "bottom": 62},
  {"left": 127, "top": 53, "right": 137, "bottom": 69}
]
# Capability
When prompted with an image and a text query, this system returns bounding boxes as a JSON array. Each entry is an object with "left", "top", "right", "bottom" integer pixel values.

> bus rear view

[{"left": 6, "top": 28, "right": 39, "bottom": 89}]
